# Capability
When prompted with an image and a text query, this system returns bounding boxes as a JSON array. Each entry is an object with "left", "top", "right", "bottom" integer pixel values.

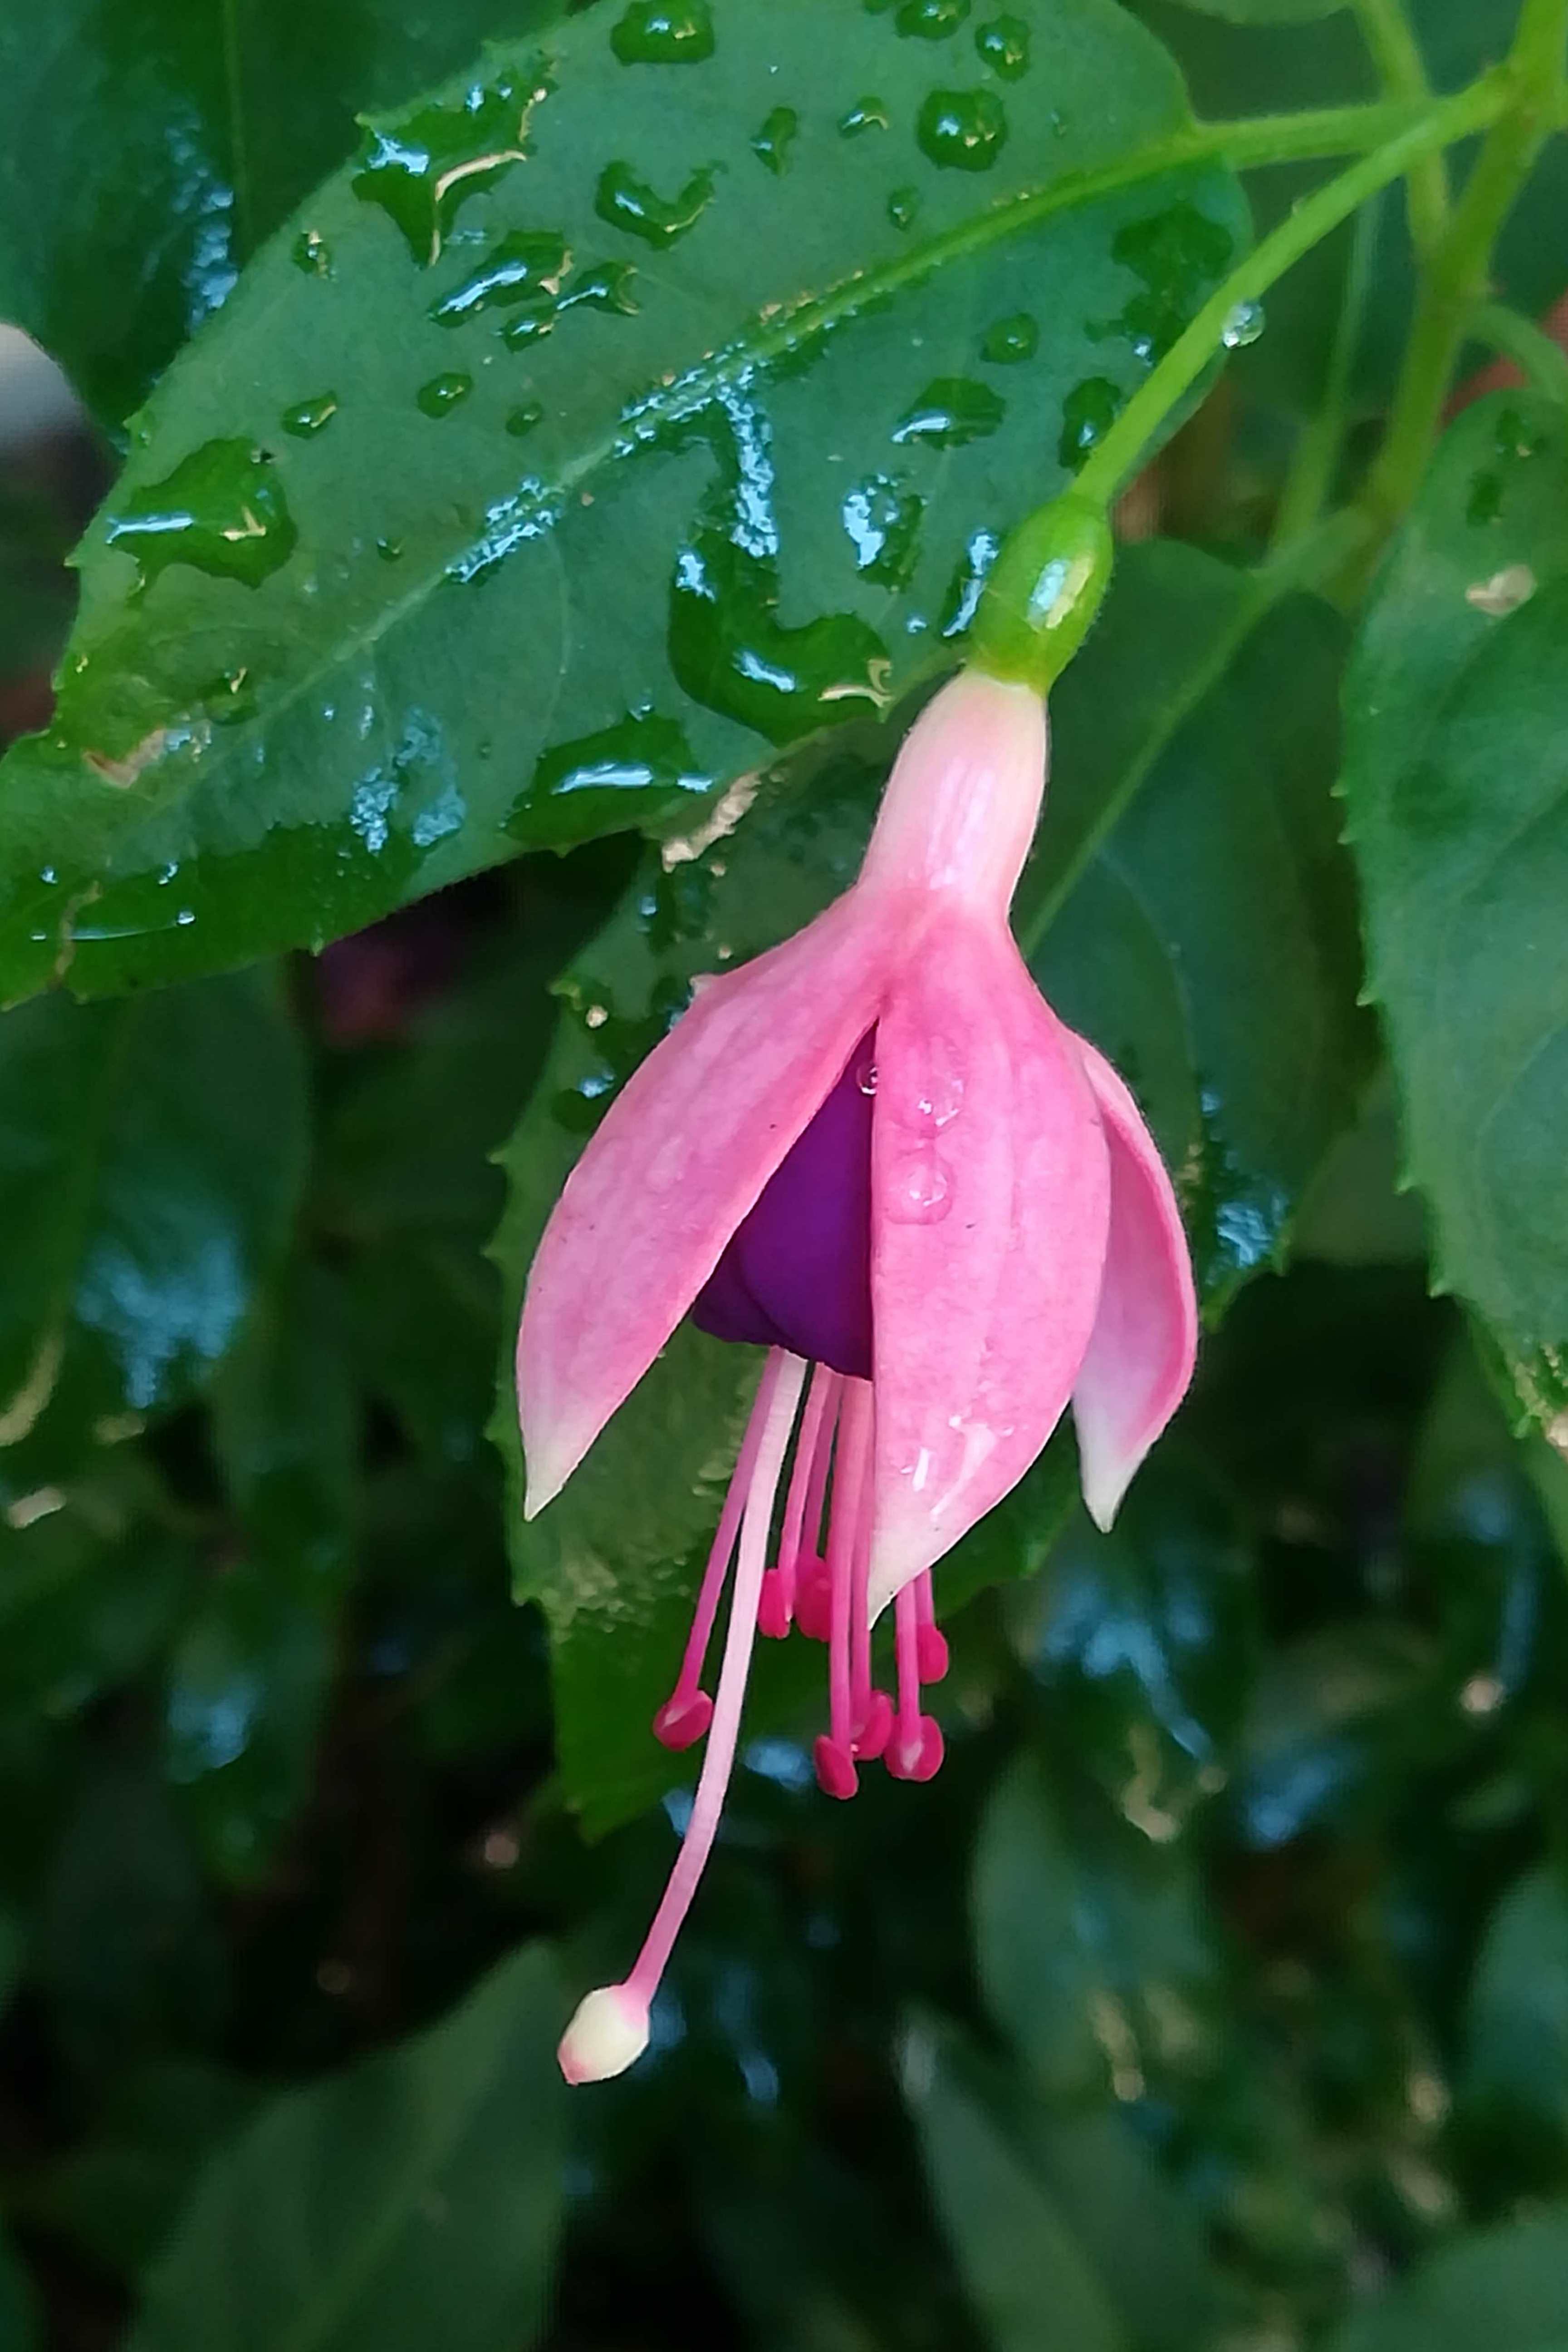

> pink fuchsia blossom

[{"left": 519, "top": 666, "right": 1198, "bottom": 2087}]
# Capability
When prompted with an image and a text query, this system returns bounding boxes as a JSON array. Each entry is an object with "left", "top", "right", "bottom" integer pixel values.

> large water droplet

[
  {"left": 981, "top": 311, "right": 1037, "bottom": 364},
  {"left": 842, "top": 474, "right": 923, "bottom": 585},
  {"left": 353, "top": 67, "right": 544, "bottom": 264},
  {"left": 916, "top": 86, "right": 1007, "bottom": 169},
  {"left": 1058, "top": 377, "right": 1122, "bottom": 471},
  {"left": 892, "top": 376, "right": 1004, "bottom": 448},
  {"left": 429, "top": 230, "right": 569, "bottom": 325},
  {"left": 1220, "top": 299, "right": 1265, "bottom": 349},
  {"left": 610, "top": 1, "right": 715, "bottom": 65},
  {"left": 416, "top": 371, "right": 473, "bottom": 418},
  {"left": 281, "top": 392, "right": 338, "bottom": 438},
  {"left": 595, "top": 160, "right": 716, "bottom": 248},
  {"left": 885, "top": 1150, "right": 952, "bottom": 1223},
  {"left": 975, "top": 14, "right": 1029, "bottom": 77},
  {"left": 515, "top": 711, "right": 712, "bottom": 845},
  {"left": 105, "top": 440, "right": 298, "bottom": 593},
  {"left": 840, "top": 96, "right": 892, "bottom": 136},
  {"left": 895, "top": 0, "right": 970, "bottom": 37},
  {"left": 938, "top": 527, "right": 1000, "bottom": 637},
  {"left": 752, "top": 105, "right": 799, "bottom": 173}
]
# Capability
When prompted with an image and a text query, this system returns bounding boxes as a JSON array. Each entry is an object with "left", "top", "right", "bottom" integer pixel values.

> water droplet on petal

[{"left": 886, "top": 1151, "right": 952, "bottom": 1223}]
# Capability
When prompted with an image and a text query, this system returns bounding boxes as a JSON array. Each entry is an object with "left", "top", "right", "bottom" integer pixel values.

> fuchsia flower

[{"left": 519, "top": 665, "right": 1198, "bottom": 2085}]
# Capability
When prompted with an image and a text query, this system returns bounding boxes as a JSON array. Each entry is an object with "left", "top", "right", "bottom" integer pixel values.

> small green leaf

[
  {"left": 0, "top": 0, "right": 1245, "bottom": 998},
  {"left": 903, "top": 2016, "right": 1132, "bottom": 2352},
  {"left": 971, "top": 1753, "right": 1220, "bottom": 2102},
  {"left": 127, "top": 1943, "right": 567, "bottom": 2352},
  {"left": 1462, "top": 1864, "right": 1568, "bottom": 2142},
  {"left": 1341, "top": 391, "right": 1568, "bottom": 1442}
]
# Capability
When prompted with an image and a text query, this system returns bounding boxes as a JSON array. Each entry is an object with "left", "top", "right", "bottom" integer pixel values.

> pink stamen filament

[
  {"left": 624, "top": 1348, "right": 808, "bottom": 2009},
  {"left": 914, "top": 1569, "right": 949, "bottom": 1683},
  {"left": 815, "top": 1377, "right": 873, "bottom": 1795},
  {"left": 762, "top": 1362, "right": 839, "bottom": 1637},
  {"left": 653, "top": 1362, "right": 774, "bottom": 1745}
]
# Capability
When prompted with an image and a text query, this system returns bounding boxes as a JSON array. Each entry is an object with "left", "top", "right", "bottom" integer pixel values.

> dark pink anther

[
  {"left": 794, "top": 1561, "right": 831, "bottom": 1641},
  {"left": 813, "top": 1735, "right": 858, "bottom": 1799},
  {"left": 887, "top": 1575, "right": 945, "bottom": 1785},
  {"left": 653, "top": 1691, "right": 714, "bottom": 1750},
  {"left": 854, "top": 1690, "right": 893, "bottom": 1762}
]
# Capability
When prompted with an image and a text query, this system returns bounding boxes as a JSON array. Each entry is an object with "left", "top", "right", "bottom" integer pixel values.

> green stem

[
  {"left": 1353, "top": 0, "right": 1450, "bottom": 251},
  {"left": 1071, "top": 71, "right": 1509, "bottom": 512},
  {"left": 1466, "top": 297, "right": 1568, "bottom": 401},
  {"left": 1364, "top": 0, "right": 1568, "bottom": 533}
]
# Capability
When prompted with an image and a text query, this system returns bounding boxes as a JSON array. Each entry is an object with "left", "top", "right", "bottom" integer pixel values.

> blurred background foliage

[{"left": 0, "top": 0, "right": 1565, "bottom": 2347}]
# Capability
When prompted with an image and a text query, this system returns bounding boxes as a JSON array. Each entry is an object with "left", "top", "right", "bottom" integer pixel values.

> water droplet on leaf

[
  {"left": 975, "top": 14, "right": 1029, "bottom": 77},
  {"left": 416, "top": 372, "right": 473, "bottom": 417},
  {"left": 892, "top": 377, "right": 1004, "bottom": 447},
  {"left": 105, "top": 439, "right": 298, "bottom": 592},
  {"left": 752, "top": 106, "right": 799, "bottom": 173},
  {"left": 292, "top": 229, "right": 331, "bottom": 276},
  {"left": 506, "top": 401, "right": 545, "bottom": 439},
  {"left": 515, "top": 711, "right": 712, "bottom": 846},
  {"left": 353, "top": 67, "right": 543, "bottom": 264},
  {"left": 281, "top": 392, "right": 338, "bottom": 438},
  {"left": 916, "top": 86, "right": 1007, "bottom": 169},
  {"left": 595, "top": 160, "right": 716, "bottom": 248},
  {"left": 887, "top": 185, "right": 920, "bottom": 229},
  {"left": 1220, "top": 299, "right": 1264, "bottom": 348},
  {"left": 842, "top": 474, "right": 923, "bottom": 585},
  {"left": 610, "top": 1, "right": 715, "bottom": 65},
  {"left": 981, "top": 311, "right": 1037, "bottom": 363},
  {"left": 1059, "top": 377, "right": 1122, "bottom": 471},
  {"left": 840, "top": 96, "right": 892, "bottom": 136},
  {"left": 895, "top": 0, "right": 970, "bottom": 38},
  {"left": 429, "top": 230, "right": 570, "bottom": 325}
]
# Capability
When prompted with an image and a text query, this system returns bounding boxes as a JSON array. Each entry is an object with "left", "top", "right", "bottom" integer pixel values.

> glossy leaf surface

[
  {"left": 1341, "top": 390, "right": 1568, "bottom": 1444},
  {"left": 128, "top": 1941, "right": 566, "bottom": 2352},
  {"left": 0, "top": 0, "right": 1245, "bottom": 1002}
]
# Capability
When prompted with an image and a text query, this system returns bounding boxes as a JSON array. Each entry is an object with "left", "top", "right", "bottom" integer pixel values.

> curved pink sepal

[
  {"left": 519, "top": 895, "right": 888, "bottom": 1514},
  {"left": 1069, "top": 1037, "right": 1199, "bottom": 1531},
  {"left": 866, "top": 913, "right": 1111, "bottom": 1616}
]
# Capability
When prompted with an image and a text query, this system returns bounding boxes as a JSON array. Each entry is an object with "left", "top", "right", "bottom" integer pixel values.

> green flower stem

[
  {"left": 1466, "top": 298, "right": 1568, "bottom": 402},
  {"left": 1353, "top": 0, "right": 1450, "bottom": 252},
  {"left": 1071, "top": 72, "right": 1509, "bottom": 514},
  {"left": 1364, "top": 0, "right": 1568, "bottom": 535}
]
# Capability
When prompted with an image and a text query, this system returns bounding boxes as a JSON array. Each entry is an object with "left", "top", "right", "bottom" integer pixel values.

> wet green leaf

[
  {"left": 972, "top": 1753, "right": 1221, "bottom": 2103},
  {"left": 1341, "top": 391, "right": 1568, "bottom": 1443},
  {"left": 127, "top": 1942, "right": 567, "bottom": 2352},
  {"left": 0, "top": 0, "right": 573, "bottom": 430},
  {"left": 0, "top": 0, "right": 1245, "bottom": 999},
  {"left": 1461, "top": 1865, "right": 1568, "bottom": 2145},
  {"left": 0, "top": 975, "right": 308, "bottom": 1470},
  {"left": 1161, "top": 0, "right": 1341, "bottom": 18},
  {"left": 904, "top": 2017, "right": 1132, "bottom": 2352},
  {"left": 1328, "top": 2211, "right": 1568, "bottom": 2352}
]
